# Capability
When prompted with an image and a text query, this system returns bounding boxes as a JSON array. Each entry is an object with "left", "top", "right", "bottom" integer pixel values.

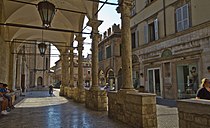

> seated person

[
  {"left": 0, "top": 91, "right": 9, "bottom": 115},
  {"left": 0, "top": 83, "right": 14, "bottom": 110}
]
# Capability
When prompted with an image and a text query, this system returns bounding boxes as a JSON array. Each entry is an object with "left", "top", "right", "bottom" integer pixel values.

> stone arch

[
  {"left": 132, "top": 54, "right": 139, "bottom": 63},
  {"left": 105, "top": 69, "right": 115, "bottom": 90},
  {"left": 161, "top": 49, "right": 172, "bottom": 58}
]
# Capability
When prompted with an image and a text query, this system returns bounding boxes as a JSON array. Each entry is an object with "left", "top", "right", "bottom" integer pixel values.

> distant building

[
  {"left": 131, "top": 0, "right": 210, "bottom": 99},
  {"left": 14, "top": 43, "right": 51, "bottom": 93},
  {"left": 98, "top": 24, "right": 123, "bottom": 90},
  {"left": 52, "top": 54, "right": 92, "bottom": 87}
]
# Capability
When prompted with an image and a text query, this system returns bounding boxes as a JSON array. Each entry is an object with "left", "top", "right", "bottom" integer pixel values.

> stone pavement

[
  {"left": 0, "top": 90, "right": 178, "bottom": 128},
  {"left": 157, "top": 98, "right": 178, "bottom": 128}
]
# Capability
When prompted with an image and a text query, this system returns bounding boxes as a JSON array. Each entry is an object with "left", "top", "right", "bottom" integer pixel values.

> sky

[{"left": 50, "top": 0, "right": 121, "bottom": 67}]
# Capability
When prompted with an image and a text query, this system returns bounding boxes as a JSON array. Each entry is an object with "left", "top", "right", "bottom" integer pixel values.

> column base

[
  {"left": 85, "top": 89, "right": 107, "bottom": 111},
  {"left": 74, "top": 88, "right": 85, "bottom": 103},
  {"left": 67, "top": 87, "right": 75, "bottom": 99},
  {"left": 64, "top": 86, "right": 69, "bottom": 96},
  {"left": 59, "top": 86, "right": 65, "bottom": 96}
]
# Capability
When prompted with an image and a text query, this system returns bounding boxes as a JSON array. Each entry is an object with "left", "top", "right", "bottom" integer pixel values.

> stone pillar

[
  {"left": 88, "top": 19, "right": 102, "bottom": 90},
  {"left": 85, "top": 19, "right": 107, "bottom": 111},
  {"left": 8, "top": 43, "right": 15, "bottom": 90},
  {"left": 74, "top": 36, "right": 86, "bottom": 102},
  {"left": 117, "top": 0, "right": 133, "bottom": 90},
  {"left": 67, "top": 46, "right": 75, "bottom": 98},
  {"left": 59, "top": 51, "right": 69, "bottom": 96}
]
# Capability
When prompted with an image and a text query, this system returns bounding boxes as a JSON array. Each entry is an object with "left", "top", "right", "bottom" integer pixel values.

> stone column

[
  {"left": 117, "top": 0, "right": 134, "bottom": 90},
  {"left": 74, "top": 36, "right": 86, "bottom": 102},
  {"left": 8, "top": 43, "right": 15, "bottom": 90},
  {"left": 67, "top": 46, "right": 75, "bottom": 98},
  {"left": 16, "top": 55, "right": 21, "bottom": 90},
  {"left": 85, "top": 19, "right": 107, "bottom": 111},
  {"left": 88, "top": 19, "right": 102, "bottom": 90},
  {"left": 59, "top": 51, "right": 69, "bottom": 96},
  {"left": 69, "top": 46, "right": 74, "bottom": 88}
]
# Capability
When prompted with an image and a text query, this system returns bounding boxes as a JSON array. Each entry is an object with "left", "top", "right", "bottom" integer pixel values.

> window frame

[{"left": 176, "top": 4, "right": 190, "bottom": 32}]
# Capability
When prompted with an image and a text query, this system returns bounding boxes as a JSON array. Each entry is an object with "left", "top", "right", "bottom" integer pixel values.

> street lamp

[
  {"left": 38, "top": 42, "right": 47, "bottom": 57},
  {"left": 38, "top": 0, "right": 56, "bottom": 28}
]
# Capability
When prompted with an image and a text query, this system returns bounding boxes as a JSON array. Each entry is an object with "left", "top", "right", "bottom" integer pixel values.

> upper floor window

[
  {"left": 98, "top": 49, "right": 103, "bottom": 61},
  {"left": 131, "top": 0, "right": 136, "bottom": 16},
  {"left": 176, "top": 4, "right": 189, "bottom": 32},
  {"left": 145, "top": 0, "right": 155, "bottom": 5},
  {"left": 144, "top": 19, "right": 159, "bottom": 43},
  {"left": 131, "top": 30, "right": 139, "bottom": 49},
  {"left": 106, "top": 45, "right": 111, "bottom": 59}
]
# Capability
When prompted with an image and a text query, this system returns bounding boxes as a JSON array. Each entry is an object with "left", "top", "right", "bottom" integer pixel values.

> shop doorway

[{"left": 148, "top": 68, "right": 162, "bottom": 97}]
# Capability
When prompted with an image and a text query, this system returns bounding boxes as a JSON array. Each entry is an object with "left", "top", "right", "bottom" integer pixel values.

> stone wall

[
  {"left": 73, "top": 88, "right": 85, "bottom": 103},
  {"left": 177, "top": 99, "right": 210, "bottom": 128},
  {"left": 85, "top": 89, "right": 107, "bottom": 111},
  {"left": 108, "top": 91, "right": 157, "bottom": 128}
]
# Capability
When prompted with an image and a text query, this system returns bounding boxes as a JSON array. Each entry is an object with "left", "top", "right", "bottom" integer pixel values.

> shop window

[{"left": 177, "top": 64, "right": 198, "bottom": 99}]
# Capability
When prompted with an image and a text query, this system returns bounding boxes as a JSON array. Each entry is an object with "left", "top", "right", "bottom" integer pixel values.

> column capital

[
  {"left": 116, "top": 0, "right": 132, "bottom": 14},
  {"left": 87, "top": 19, "right": 103, "bottom": 29},
  {"left": 75, "top": 36, "right": 86, "bottom": 43},
  {"left": 69, "top": 46, "right": 74, "bottom": 51}
]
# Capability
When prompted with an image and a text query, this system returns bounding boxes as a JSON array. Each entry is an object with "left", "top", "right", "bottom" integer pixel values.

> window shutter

[
  {"left": 182, "top": 4, "right": 189, "bottom": 29},
  {"left": 136, "top": 30, "right": 139, "bottom": 47},
  {"left": 154, "top": 19, "right": 159, "bottom": 40},
  {"left": 145, "top": 0, "right": 149, "bottom": 5},
  {"left": 176, "top": 7, "right": 182, "bottom": 32},
  {"left": 144, "top": 25, "right": 148, "bottom": 43}
]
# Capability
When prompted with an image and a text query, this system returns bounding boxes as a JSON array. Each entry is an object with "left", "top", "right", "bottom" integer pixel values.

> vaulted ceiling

[{"left": 2, "top": 0, "right": 98, "bottom": 50}]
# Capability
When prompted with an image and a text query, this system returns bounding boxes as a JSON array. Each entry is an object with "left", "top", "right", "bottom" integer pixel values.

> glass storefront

[
  {"left": 148, "top": 68, "right": 162, "bottom": 97},
  {"left": 176, "top": 64, "right": 198, "bottom": 99}
]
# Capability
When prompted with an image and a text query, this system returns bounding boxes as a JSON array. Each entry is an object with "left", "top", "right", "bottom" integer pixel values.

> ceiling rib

[
  {"left": 0, "top": 22, "right": 91, "bottom": 34},
  {"left": 8, "top": 0, "right": 87, "bottom": 14}
]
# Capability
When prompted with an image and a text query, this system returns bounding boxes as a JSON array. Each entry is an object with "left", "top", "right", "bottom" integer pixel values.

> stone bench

[{"left": 177, "top": 99, "right": 210, "bottom": 128}]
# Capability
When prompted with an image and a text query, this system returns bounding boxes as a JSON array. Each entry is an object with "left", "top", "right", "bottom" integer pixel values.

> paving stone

[{"left": 0, "top": 90, "right": 178, "bottom": 128}]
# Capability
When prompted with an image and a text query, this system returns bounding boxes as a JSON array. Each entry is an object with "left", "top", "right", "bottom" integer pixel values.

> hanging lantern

[
  {"left": 38, "top": 0, "right": 56, "bottom": 28},
  {"left": 38, "top": 43, "right": 47, "bottom": 57}
]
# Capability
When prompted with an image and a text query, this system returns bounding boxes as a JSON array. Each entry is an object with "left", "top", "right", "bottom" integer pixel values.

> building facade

[
  {"left": 131, "top": 0, "right": 210, "bottom": 99},
  {"left": 98, "top": 24, "right": 122, "bottom": 90},
  {"left": 14, "top": 41, "right": 51, "bottom": 93},
  {"left": 52, "top": 53, "right": 92, "bottom": 88}
]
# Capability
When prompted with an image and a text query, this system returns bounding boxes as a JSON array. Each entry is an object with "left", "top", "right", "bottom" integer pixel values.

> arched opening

[
  {"left": 37, "top": 76, "right": 43, "bottom": 86},
  {"left": 106, "top": 69, "right": 115, "bottom": 90},
  {"left": 99, "top": 70, "right": 105, "bottom": 87}
]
